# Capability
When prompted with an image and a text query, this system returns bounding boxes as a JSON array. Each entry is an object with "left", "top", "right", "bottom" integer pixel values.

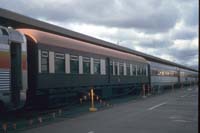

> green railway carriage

[
  {"left": 0, "top": 24, "right": 198, "bottom": 112},
  {"left": 149, "top": 61, "right": 179, "bottom": 91},
  {"left": 149, "top": 61, "right": 198, "bottom": 92},
  {"left": 179, "top": 68, "right": 198, "bottom": 86},
  {"left": 18, "top": 29, "right": 149, "bottom": 108}
]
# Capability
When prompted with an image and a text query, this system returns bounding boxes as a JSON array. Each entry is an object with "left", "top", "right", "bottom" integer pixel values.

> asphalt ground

[{"left": 19, "top": 86, "right": 198, "bottom": 133}]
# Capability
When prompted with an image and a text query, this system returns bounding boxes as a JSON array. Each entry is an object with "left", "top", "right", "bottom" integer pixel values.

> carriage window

[
  {"left": 151, "top": 69, "right": 158, "bottom": 76},
  {"left": 115, "top": 62, "right": 118, "bottom": 75},
  {"left": 110, "top": 61, "right": 113, "bottom": 75},
  {"left": 137, "top": 66, "right": 142, "bottom": 76},
  {"left": 142, "top": 67, "right": 146, "bottom": 76},
  {"left": 94, "top": 59, "right": 100, "bottom": 74},
  {"left": 132, "top": 65, "right": 137, "bottom": 76},
  {"left": 55, "top": 53, "right": 65, "bottom": 73},
  {"left": 126, "top": 64, "right": 130, "bottom": 76},
  {"left": 119, "top": 63, "right": 124, "bottom": 76},
  {"left": 70, "top": 55, "right": 79, "bottom": 74},
  {"left": 41, "top": 51, "right": 49, "bottom": 73},
  {"left": 1, "top": 29, "right": 8, "bottom": 36},
  {"left": 83, "top": 57, "right": 90, "bottom": 74}
]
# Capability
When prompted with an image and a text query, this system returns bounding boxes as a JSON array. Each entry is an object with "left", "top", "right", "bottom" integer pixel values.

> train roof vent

[{"left": 8, "top": 28, "right": 24, "bottom": 43}]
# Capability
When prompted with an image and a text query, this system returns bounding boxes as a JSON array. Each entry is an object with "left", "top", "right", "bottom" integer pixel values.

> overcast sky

[{"left": 0, "top": 0, "right": 198, "bottom": 69}]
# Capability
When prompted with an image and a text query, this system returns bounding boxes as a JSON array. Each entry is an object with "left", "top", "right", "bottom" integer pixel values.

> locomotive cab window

[
  {"left": 55, "top": 53, "right": 65, "bottom": 73},
  {"left": 70, "top": 55, "right": 79, "bottom": 74},
  {"left": 41, "top": 50, "right": 49, "bottom": 73},
  {"left": 94, "top": 59, "right": 100, "bottom": 74},
  {"left": 83, "top": 57, "right": 90, "bottom": 74}
]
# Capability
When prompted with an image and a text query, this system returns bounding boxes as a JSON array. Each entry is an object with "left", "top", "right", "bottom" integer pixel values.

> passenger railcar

[
  {"left": 179, "top": 68, "right": 198, "bottom": 85},
  {"left": 0, "top": 25, "right": 198, "bottom": 112},
  {"left": 149, "top": 61, "right": 179, "bottom": 91},
  {"left": 3, "top": 28, "right": 147, "bottom": 109}
]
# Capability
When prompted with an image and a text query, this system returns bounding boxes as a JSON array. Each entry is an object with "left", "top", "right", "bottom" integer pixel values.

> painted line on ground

[
  {"left": 172, "top": 119, "right": 191, "bottom": 123},
  {"left": 88, "top": 131, "right": 95, "bottom": 133},
  {"left": 147, "top": 102, "right": 167, "bottom": 111}
]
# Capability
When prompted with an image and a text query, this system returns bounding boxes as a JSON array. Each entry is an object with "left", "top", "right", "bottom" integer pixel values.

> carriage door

[{"left": 10, "top": 42, "right": 22, "bottom": 107}]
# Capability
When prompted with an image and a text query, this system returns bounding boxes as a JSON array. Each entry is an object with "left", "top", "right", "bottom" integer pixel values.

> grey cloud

[
  {"left": 168, "top": 48, "right": 197, "bottom": 61},
  {"left": 141, "top": 47, "right": 198, "bottom": 70},
  {"left": 189, "top": 64, "right": 198, "bottom": 70},
  {"left": 173, "top": 29, "right": 197, "bottom": 40},
  {"left": 155, "top": 47, "right": 199, "bottom": 68},
  {"left": 0, "top": 0, "right": 198, "bottom": 68},
  {"left": 138, "top": 40, "right": 173, "bottom": 49},
  {"left": 183, "top": 1, "right": 198, "bottom": 26},
  {"left": 0, "top": 0, "right": 180, "bottom": 33}
]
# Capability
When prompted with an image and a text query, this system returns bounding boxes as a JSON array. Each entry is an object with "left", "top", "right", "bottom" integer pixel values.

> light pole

[{"left": 116, "top": 40, "right": 128, "bottom": 46}]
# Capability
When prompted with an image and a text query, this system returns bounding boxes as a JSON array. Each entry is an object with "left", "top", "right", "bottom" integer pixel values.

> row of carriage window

[
  {"left": 151, "top": 69, "right": 197, "bottom": 78},
  {"left": 40, "top": 50, "right": 148, "bottom": 76},
  {"left": 109, "top": 61, "right": 147, "bottom": 76},
  {"left": 151, "top": 69, "right": 178, "bottom": 77}
]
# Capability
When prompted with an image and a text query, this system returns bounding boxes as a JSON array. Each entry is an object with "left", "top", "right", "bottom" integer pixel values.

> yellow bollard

[{"left": 89, "top": 88, "right": 97, "bottom": 112}]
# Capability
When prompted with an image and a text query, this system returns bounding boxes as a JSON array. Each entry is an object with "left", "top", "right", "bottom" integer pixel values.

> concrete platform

[{"left": 21, "top": 86, "right": 198, "bottom": 133}]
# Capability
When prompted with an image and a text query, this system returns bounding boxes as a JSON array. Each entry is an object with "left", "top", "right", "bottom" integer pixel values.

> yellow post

[{"left": 89, "top": 88, "right": 97, "bottom": 112}]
